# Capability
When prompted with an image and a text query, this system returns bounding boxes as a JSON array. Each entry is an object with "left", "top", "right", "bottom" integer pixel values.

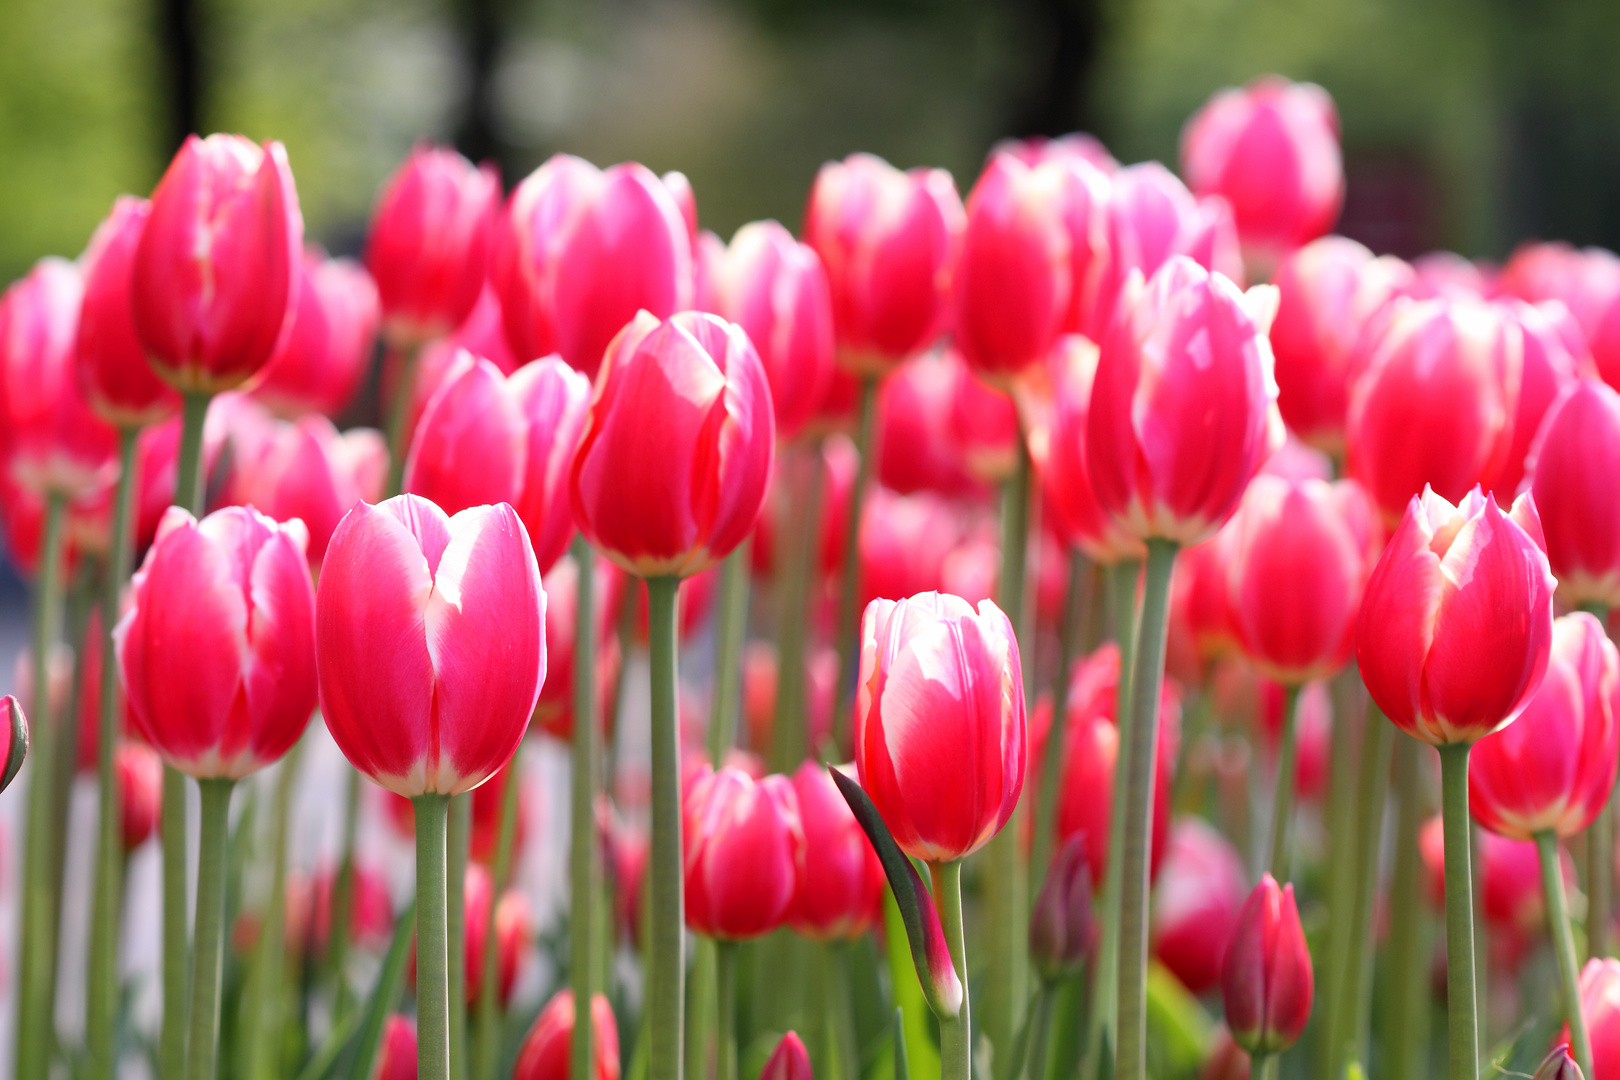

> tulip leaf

[{"left": 893, "top": 1007, "right": 911, "bottom": 1080}]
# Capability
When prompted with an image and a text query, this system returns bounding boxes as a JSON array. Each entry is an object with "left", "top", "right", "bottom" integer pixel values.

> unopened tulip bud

[
  {"left": 117, "top": 742, "right": 163, "bottom": 850},
  {"left": 1029, "top": 835, "right": 1093, "bottom": 982},
  {"left": 1528, "top": 379, "right": 1620, "bottom": 609},
  {"left": 250, "top": 254, "right": 380, "bottom": 419},
  {"left": 1220, "top": 874, "right": 1313, "bottom": 1057},
  {"left": 683, "top": 766, "right": 805, "bottom": 940},
  {"left": 789, "top": 760, "right": 885, "bottom": 940},
  {"left": 760, "top": 1032, "right": 813, "bottom": 1080},
  {"left": 512, "top": 989, "right": 621, "bottom": 1080},
  {"left": 375, "top": 1015, "right": 417, "bottom": 1080},
  {"left": 1533, "top": 1046, "right": 1584, "bottom": 1080}
]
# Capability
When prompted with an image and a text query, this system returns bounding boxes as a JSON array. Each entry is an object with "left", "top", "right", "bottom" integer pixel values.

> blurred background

[{"left": 6, "top": 0, "right": 1620, "bottom": 291}]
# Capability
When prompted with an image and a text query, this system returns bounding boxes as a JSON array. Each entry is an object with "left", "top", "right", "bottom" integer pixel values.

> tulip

[
  {"left": 1532, "top": 1046, "right": 1584, "bottom": 1080},
  {"left": 377, "top": 1016, "right": 419, "bottom": 1080},
  {"left": 1528, "top": 379, "right": 1620, "bottom": 609},
  {"left": 1029, "top": 835, "right": 1094, "bottom": 983},
  {"left": 1479, "top": 300, "right": 1581, "bottom": 497},
  {"left": 788, "top": 760, "right": 884, "bottom": 940},
  {"left": 394, "top": 286, "right": 521, "bottom": 447},
  {"left": 75, "top": 196, "right": 182, "bottom": 427},
  {"left": 1166, "top": 539, "right": 1240, "bottom": 681},
  {"left": 229, "top": 414, "right": 386, "bottom": 568},
  {"left": 1180, "top": 197, "right": 1246, "bottom": 288},
  {"left": 760, "top": 1032, "right": 812, "bottom": 1080},
  {"left": 1220, "top": 875, "right": 1313, "bottom": 1063},
  {"left": 1572, "top": 959, "right": 1620, "bottom": 1080},
  {"left": 876, "top": 351, "right": 986, "bottom": 498},
  {"left": 496, "top": 155, "right": 693, "bottom": 375},
  {"left": 533, "top": 553, "right": 625, "bottom": 741},
  {"left": 1268, "top": 236, "right": 1414, "bottom": 453},
  {"left": 682, "top": 766, "right": 804, "bottom": 940},
  {"left": 858, "top": 487, "right": 964, "bottom": 607},
  {"left": 132, "top": 134, "right": 302, "bottom": 395},
  {"left": 570, "top": 310, "right": 774, "bottom": 578},
  {"left": 946, "top": 353, "right": 1021, "bottom": 484},
  {"left": 953, "top": 153, "right": 1074, "bottom": 383},
  {"left": 286, "top": 863, "right": 395, "bottom": 956},
  {"left": 802, "top": 153, "right": 964, "bottom": 373},
  {"left": 117, "top": 742, "right": 164, "bottom": 851},
  {"left": 1180, "top": 77, "right": 1344, "bottom": 269},
  {"left": 365, "top": 147, "right": 498, "bottom": 348},
  {"left": 1052, "top": 157, "right": 1112, "bottom": 339},
  {"left": 250, "top": 253, "right": 380, "bottom": 418},
  {"left": 997, "top": 132, "right": 1119, "bottom": 173},
  {"left": 513, "top": 990, "right": 621, "bottom": 1080},
  {"left": 708, "top": 220, "right": 835, "bottom": 441},
  {"left": 462, "top": 863, "right": 532, "bottom": 1008},
  {"left": 1152, "top": 817, "right": 1248, "bottom": 996},
  {"left": 1411, "top": 251, "right": 1493, "bottom": 300}
]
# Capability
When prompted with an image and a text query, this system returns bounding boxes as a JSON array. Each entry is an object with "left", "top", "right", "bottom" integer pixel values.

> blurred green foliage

[{"left": 2, "top": 0, "right": 1619, "bottom": 285}]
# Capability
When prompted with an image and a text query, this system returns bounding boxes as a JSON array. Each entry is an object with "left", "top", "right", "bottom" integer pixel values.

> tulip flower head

[
  {"left": 1571, "top": 959, "right": 1620, "bottom": 1080},
  {"left": 570, "top": 310, "right": 774, "bottom": 579},
  {"left": 1356, "top": 485, "right": 1555, "bottom": 746},
  {"left": 683, "top": 765, "right": 805, "bottom": 940},
  {"left": 1153, "top": 817, "right": 1249, "bottom": 996},
  {"left": 250, "top": 253, "right": 380, "bottom": 419},
  {"left": 789, "top": 760, "right": 885, "bottom": 940},
  {"left": 760, "top": 1032, "right": 813, "bottom": 1080},
  {"left": 463, "top": 863, "right": 533, "bottom": 1008},
  {"left": 115, "top": 505, "right": 317, "bottom": 778},
  {"left": 1532, "top": 1046, "right": 1584, "bottom": 1080},
  {"left": 1479, "top": 299, "right": 1580, "bottom": 497},
  {"left": 1085, "top": 255, "right": 1284, "bottom": 546},
  {"left": 117, "top": 742, "right": 164, "bottom": 850},
  {"left": 513, "top": 989, "right": 621, "bottom": 1080},
  {"left": 1220, "top": 874, "right": 1313, "bottom": 1057},
  {"left": 132, "top": 134, "right": 303, "bottom": 393},
  {"left": 855, "top": 591, "right": 1025, "bottom": 863},
  {"left": 1030, "top": 835, "right": 1094, "bottom": 982},
  {"left": 1528, "top": 379, "right": 1620, "bottom": 609},
  {"left": 316, "top": 494, "right": 546, "bottom": 796},
  {"left": 376, "top": 1016, "right": 417, "bottom": 1080},
  {"left": 1469, "top": 613, "right": 1620, "bottom": 841}
]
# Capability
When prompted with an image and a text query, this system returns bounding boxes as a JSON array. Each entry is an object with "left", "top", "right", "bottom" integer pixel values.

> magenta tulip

[
  {"left": 1527, "top": 379, "right": 1620, "bottom": 609},
  {"left": 788, "top": 760, "right": 885, "bottom": 940},
  {"left": 1153, "top": 817, "right": 1248, "bottom": 996},
  {"left": 229, "top": 414, "right": 385, "bottom": 568},
  {"left": 513, "top": 990, "right": 621, "bottom": 1080},
  {"left": 682, "top": 765, "right": 805, "bottom": 939},
  {"left": 250, "top": 253, "right": 380, "bottom": 419},
  {"left": 760, "top": 1032, "right": 812, "bottom": 1080},
  {"left": 1220, "top": 874, "right": 1314, "bottom": 1056}
]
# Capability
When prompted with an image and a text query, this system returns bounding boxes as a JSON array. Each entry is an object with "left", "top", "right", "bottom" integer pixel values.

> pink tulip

[
  {"left": 953, "top": 153, "right": 1074, "bottom": 383},
  {"left": 1268, "top": 236, "right": 1414, "bottom": 452},
  {"left": 513, "top": 990, "right": 621, "bottom": 1080},
  {"left": 463, "top": 863, "right": 533, "bottom": 1008},
  {"left": 1528, "top": 379, "right": 1620, "bottom": 609},
  {"left": 662, "top": 170, "right": 699, "bottom": 243},
  {"left": 229, "top": 414, "right": 385, "bottom": 568},
  {"left": 1152, "top": 817, "right": 1248, "bottom": 995},
  {"left": 803, "top": 153, "right": 964, "bottom": 373},
  {"left": 1085, "top": 255, "right": 1283, "bottom": 545},
  {"left": 1572, "top": 959, "right": 1620, "bottom": 1080},
  {"left": 115, "top": 505, "right": 317, "bottom": 777},
  {"left": 1218, "top": 475, "right": 1380, "bottom": 684},
  {"left": 760, "top": 1032, "right": 813, "bottom": 1080},
  {"left": 375, "top": 1016, "right": 418, "bottom": 1080},
  {"left": 75, "top": 196, "right": 182, "bottom": 427},
  {"left": 1052, "top": 157, "right": 1112, "bottom": 339},
  {"left": 945, "top": 351, "right": 1020, "bottom": 484},
  {"left": 316, "top": 494, "right": 545, "bottom": 796},
  {"left": 708, "top": 220, "right": 835, "bottom": 441},
  {"left": 570, "top": 310, "right": 774, "bottom": 579},
  {"left": 682, "top": 765, "right": 804, "bottom": 939},
  {"left": 1180, "top": 77, "right": 1344, "bottom": 265},
  {"left": 788, "top": 761, "right": 884, "bottom": 940},
  {"left": 496, "top": 155, "right": 693, "bottom": 375},
  {"left": 0, "top": 257, "right": 120, "bottom": 501},
  {"left": 1478, "top": 300, "right": 1581, "bottom": 497},
  {"left": 876, "top": 351, "right": 985, "bottom": 498},
  {"left": 131, "top": 134, "right": 302, "bottom": 393},
  {"left": 1220, "top": 874, "right": 1314, "bottom": 1056},
  {"left": 1355, "top": 485, "right": 1555, "bottom": 746},
  {"left": 250, "top": 253, "right": 380, "bottom": 418},
  {"left": 858, "top": 487, "right": 964, "bottom": 608},
  {"left": 995, "top": 132, "right": 1119, "bottom": 174},
  {"left": 1345, "top": 296, "right": 1519, "bottom": 522},
  {"left": 855, "top": 591, "right": 1024, "bottom": 863},
  {"left": 117, "top": 742, "right": 164, "bottom": 850},
  {"left": 1470, "top": 613, "right": 1620, "bottom": 840}
]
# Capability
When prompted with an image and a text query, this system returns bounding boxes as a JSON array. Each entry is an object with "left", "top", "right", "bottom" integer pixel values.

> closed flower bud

[
  {"left": 1528, "top": 379, "right": 1620, "bottom": 609},
  {"left": 1479, "top": 300, "right": 1580, "bottom": 497},
  {"left": 789, "top": 760, "right": 885, "bottom": 940},
  {"left": 513, "top": 989, "right": 620, "bottom": 1080},
  {"left": 1220, "top": 874, "right": 1313, "bottom": 1057},
  {"left": 1356, "top": 485, "right": 1555, "bottom": 746},
  {"left": 683, "top": 765, "right": 805, "bottom": 940},
  {"left": 876, "top": 351, "right": 985, "bottom": 499},
  {"left": 1532, "top": 1046, "right": 1584, "bottom": 1080},
  {"left": 1029, "top": 835, "right": 1094, "bottom": 981},
  {"left": 250, "top": 253, "right": 380, "bottom": 419},
  {"left": 760, "top": 1032, "right": 813, "bottom": 1080}
]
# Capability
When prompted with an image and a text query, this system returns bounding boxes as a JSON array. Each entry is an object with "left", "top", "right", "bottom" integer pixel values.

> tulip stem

[
  {"left": 15, "top": 493, "right": 66, "bottom": 1080},
  {"left": 85, "top": 427, "right": 140, "bottom": 1080},
  {"left": 1114, "top": 539, "right": 1177, "bottom": 1080},
  {"left": 647, "top": 575, "right": 686, "bottom": 1080},
  {"left": 833, "top": 374, "right": 879, "bottom": 752},
  {"left": 1030, "top": 548, "right": 1088, "bottom": 895},
  {"left": 186, "top": 776, "right": 236, "bottom": 1080},
  {"left": 1330, "top": 699, "right": 1392, "bottom": 1079},
  {"left": 1023, "top": 981, "right": 1057, "bottom": 1080},
  {"left": 415, "top": 792, "right": 453, "bottom": 1080},
  {"left": 448, "top": 792, "right": 471, "bottom": 1080},
  {"left": 384, "top": 343, "right": 421, "bottom": 499},
  {"left": 1538, "top": 830, "right": 1594, "bottom": 1079},
  {"left": 715, "top": 941, "right": 738, "bottom": 1080},
  {"left": 1267, "top": 685, "right": 1303, "bottom": 881},
  {"left": 1320, "top": 669, "right": 1363, "bottom": 1079},
  {"left": 244, "top": 742, "right": 302, "bottom": 1080},
  {"left": 713, "top": 541, "right": 751, "bottom": 768},
  {"left": 1582, "top": 599, "right": 1614, "bottom": 960},
  {"left": 477, "top": 751, "right": 523, "bottom": 1080},
  {"left": 930, "top": 860, "right": 971, "bottom": 1080},
  {"left": 822, "top": 944, "right": 861, "bottom": 1080},
  {"left": 326, "top": 764, "right": 363, "bottom": 1018},
  {"left": 1384, "top": 735, "right": 1429, "bottom": 1080},
  {"left": 774, "top": 445, "right": 825, "bottom": 769},
  {"left": 176, "top": 389, "right": 211, "bottom": 515},
  {"left": 1252, "top": 1052, "right": 1277, "bottom": 1080},
  {"left": 570, "top": 536, "right": 601, "bottom": 1080},
  {"left": 1437, "top": 743, "right": 1478, "bottom": 1080}
]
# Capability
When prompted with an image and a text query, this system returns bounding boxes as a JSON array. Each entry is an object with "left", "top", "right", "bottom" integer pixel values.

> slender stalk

[
  {"left": 833, "top": 375, "right": 879, "bottom": 751},
  {"left": 1254, "top": 1053, "right": 1278, "bottom": 1080},
  {"left": 773, "top": 445, "right": 824, "bottom": 767},
  {"left": 1538, "top": 830, "right": 1594, "bottom": 1078},
  {"left": 715, "top": 941, "right": 738, "bottom": 1080},
  {"left": 1031, "top": 548, "right": 1087, "bottom": 893},
  {"left": 712, "top": 542, "right": 751, "bottom": 768},
  {"left": 447, "top": 793, "right": 471, "bottom": 1080},
  {"left": 893, "top": 1007, "right": 911, "bottom": 1080},
  {"left": 176, "top": 389, "right": 211, "bottom": 515},
  {"left": 647, "top": 576, "right": 686, "bottom": 1080},
  {"left": 823, "top": 944, "right": 860, "bottom": 1080},
  {"left": 326, "top": 766, "right": 362, "bottom": 1018},
  {"left": 186, "top": 777, "right": 237, "bottom": 1080},
  {"left": 930, "top": 861, "right": 971, "bottom": 1080},
  {"left": 476, "top": 748, "right": 523, "bottom": 1080},
  {"left": 1589, "top": 792, "right": 1614, "bottom": 960},
  {"left": 46, "top": 572, "right": 91, "bottom": 1057},
  {"left": 86, "top": 427, "right": 140, "bottom": 1080},
  {"left": 1437, "top": 743, "right": 1478, "bottom": 1080},
  {"left": 1023, "top": 982, "right": 1057, "bottom": 1080},
  {"left": 384, "top": 343, "right": 421, "bottom": 498},
  {"left": 686, "top": 943, "right": 716, "bottom": 1080},
  {"left": 1331, "top": 702, "right": 1392, "bottom": 1079},
  {"left": 571, "top": 536, "right": 601, "bottom": 1080},
  {"left": 1114, "top": 539, "right": 1177, "bottom": 1080},
  {"left": 14, "top": 493, "right": 66, "bottom": 1080},
  {"left": 1471, "top": 821, "right": 1488, "bottom": 1059},
  {"left": 245, "top": 744, "right": 304, "bottom": 1080},
  {"left": 415, "top": 793, "right": 453, "bottom": 1080},
  {"left": 1385, "top": 735, "right": 1429, "bottom": 1080},
  {"left": 1319, "top": 669, "right": 1363, "bottom": 1078},
  {"left": 1267, "top": 685, "right": 1303, "bottom": 880}
]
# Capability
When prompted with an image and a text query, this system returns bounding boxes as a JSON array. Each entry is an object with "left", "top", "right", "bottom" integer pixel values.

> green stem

[
  {"left": 773, "top": 444, "right": 825, "bottom": 767},
  {"left": 86, "top": 428, "right": 139, "bottom": 1080},
  {"left": 1437, "top": 743, "right": 1478, "bottom": 1080},
  {"left": 715, "top": 941, "right": 738, "bottom": 1080},
  {"left": 186, "top": 777, "right": 237, "bottom": 1080},
  {"left": 833, "top": 375, "right": 879, "bottom": 752},
  {"left": 823, "top": 944, "right": 860, "bottom": 1080},
  {"left": 686, "top": 943, "right": 715, "bottom": 1080},
  {"left": 1320, "top": 669, "right": 1363, "bottom": 1079},
  {"left": 647, "top": 576, "right": 686, "bottom": 1080},
  {"left": 161, "top": 765, "right": 190, "bottom": 1077},
  {"left": 571, "top": 536, "right": 601, "bottom": 1080},
  {"left": 1267, "top": 685, "right": 1302, "bottom": 880},
  {"left": 930, "top": 861, "right": 971, "bottom": 1080},
  {"left": 1385, "top": 735, "right": 1429, "bottom": 1080},
  {"left": 176, "top": 389, "right": 210, "bottom": 515},
  {"left": 1333, "top": 701, "right": 1392, "bottom": 1079},
  {"left": 326, "top": 765, "right": 362, "bottom": 1019},
  {"left": 14, "top": 493, "right": 66, "bottom": 1080},
  {"left": 46, "top": 572, "right": 91, "bottom": 1057},
  {"left": 712, "top": 542, "right": 751, "bottom": 768},
  {"left": 244, "top": 743, "right": 303, "bottom": 1080},
  {"left": 384, "top": 343, "right": 421, "bottom": 499},
  {"left": 477, "top": 744, "right": 524, "bottom": 1080},
  {"left": 1024, "top": 982, "right": 1057, "bottom": 1080},
  {"left": 448, "top": 793, "right": 471, "bottom": 1080},
  {"left": 415, "top": 793, "right": 453, "bottom": 1080},
  {"left": 1588, "top": 794, "right": 1614, "bottom": 960},
  {"left": 1539, "top": 830, "right": 1594, "bottom": 1079},
  {"left": 1114, "top": 539, "right": 1177, "bottom": 1080},
  {"left": 1031, "top": 548, "right": 1087, "bottom": 893},
  {"left": 1254, "top": 1052, "right": 1278, "bottom": 1080}
]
